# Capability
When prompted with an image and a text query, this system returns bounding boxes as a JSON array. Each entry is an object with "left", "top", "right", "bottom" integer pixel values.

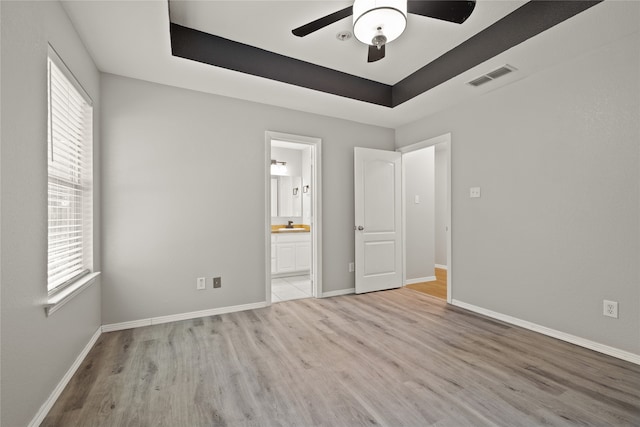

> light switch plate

[
  {"left": 196, "top": 277, "right": 206, "bottom": 290},
  {"left": 470, "top": 187, "right": 481, "bottom": 198},
  {"left": 414, "top": 195, "right": 420, "bottom": 204}
]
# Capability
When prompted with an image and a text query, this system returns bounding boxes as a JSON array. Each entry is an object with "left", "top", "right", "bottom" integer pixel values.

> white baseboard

[
  {"left": 451, "top": 299, "right": 640, "bottom": 365},
  {"left": 322, "top": 288, "right": 355, "bottom": 298},
  {"left": 435, "top": 264, "right": 448, "bottom": 270},
  {"left": 101, "top": 318, "right": 151, "bottom": 332},
  {"left": 405, "top": 276, "right": 436, "bottom": 285},
  {"left": 29, "top": 327, "right": 102, "bottom": 427},
  {"left": 102, "top": 301, "right": 269, "bottom": 332}
]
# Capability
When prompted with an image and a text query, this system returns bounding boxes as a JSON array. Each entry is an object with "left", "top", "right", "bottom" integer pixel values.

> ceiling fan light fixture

[{"left": 353, "top": 0, "right": 407, "bottom": 46}]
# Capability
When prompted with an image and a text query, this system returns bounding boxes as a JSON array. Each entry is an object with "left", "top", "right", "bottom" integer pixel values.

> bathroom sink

[{"left": 278, "top": 227, "right": 306, "bottom": 231}]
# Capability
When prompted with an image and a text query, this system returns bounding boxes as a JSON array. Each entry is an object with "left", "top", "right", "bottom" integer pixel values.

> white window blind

[{"left": 47, "top": 52, "right": 93, "bottom": 293}]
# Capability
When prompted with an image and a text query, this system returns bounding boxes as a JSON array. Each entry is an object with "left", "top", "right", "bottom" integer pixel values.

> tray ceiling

[
  {"left": 60, "top": 1, "right": 638, "bottom": 127},
  {"left": 169, "top": 1, "right": 602, "bottom": 107},
  {"left": 168, "top": 1, "right": 526, "bottom": 86}
]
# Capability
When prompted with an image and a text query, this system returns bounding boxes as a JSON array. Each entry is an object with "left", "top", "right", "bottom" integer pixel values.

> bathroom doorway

[{"left": 265, "top": 132, "right": 322, "bottom": 304}]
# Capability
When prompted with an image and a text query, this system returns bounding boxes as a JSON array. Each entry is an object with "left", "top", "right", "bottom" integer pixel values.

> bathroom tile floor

[{"left": 271, "top": 275, "right": 312, "bottom": 302}]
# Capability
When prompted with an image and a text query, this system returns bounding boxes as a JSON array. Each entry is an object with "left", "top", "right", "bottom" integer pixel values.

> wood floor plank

[{"left": 42, "top": 288, "right": 640, "bottom": 426}]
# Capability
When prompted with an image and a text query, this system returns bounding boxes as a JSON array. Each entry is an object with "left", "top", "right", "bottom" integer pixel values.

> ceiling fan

[{"left": 292, "top": 0, "right": 476, "bottom": 63}]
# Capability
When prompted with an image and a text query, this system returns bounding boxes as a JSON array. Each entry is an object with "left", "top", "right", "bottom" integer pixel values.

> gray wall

[
  {"left": 0, "top": 2, "right": 102, "bottom": 426},
  {"left": 101, "top": 74, "right": 394, "bottom": 324},
  {"left": 435, "top": 144, "right": 448, "bottom": 267},
  {"left": 396, "top": 33, "right": 640, "bottom": 355},
  {"left": 403, "top": 147, "right": 435, "bottom": 281}
]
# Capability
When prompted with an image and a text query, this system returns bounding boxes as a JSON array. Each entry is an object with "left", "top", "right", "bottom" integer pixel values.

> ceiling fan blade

[
  {"left": 407, "top": 1, "right": 476, "bottom": 24},
  {"left": 367, "top": 44, "right": 385, "bottom": 63},
  {"left": 292, "top": 6, "right": 353, "bottom": 37}
]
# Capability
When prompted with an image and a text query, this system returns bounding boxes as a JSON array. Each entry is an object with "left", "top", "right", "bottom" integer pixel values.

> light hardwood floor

[
  {"left": 43, "top": 288, "right": 640, "bottom": 426},
  {"left": 406, "top": 268, "right": 447, "bottom": 299}
]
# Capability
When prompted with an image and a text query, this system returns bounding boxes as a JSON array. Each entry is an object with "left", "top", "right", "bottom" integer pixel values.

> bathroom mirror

[{"left": 271, "top": 176, "right": 302, "bottom": 217}]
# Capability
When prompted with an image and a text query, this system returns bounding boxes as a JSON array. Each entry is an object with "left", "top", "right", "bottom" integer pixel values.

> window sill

[{"left": 45, "top": 272, "right": 101, "bottom": 317}]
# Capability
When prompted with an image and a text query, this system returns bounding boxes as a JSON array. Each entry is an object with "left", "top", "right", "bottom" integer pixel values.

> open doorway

[
  {"left": 399, "top": 134, "right": 452, "bottom": 303},
  {"left": 265, "top": 131, "right": 322, "bottom": 304}
]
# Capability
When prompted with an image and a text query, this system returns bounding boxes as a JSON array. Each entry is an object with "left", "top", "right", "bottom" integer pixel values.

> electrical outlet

[
  {"left": 213, "top": 277, "right": 222, "bottom": 288},
  {"left": 196, "top": 277, "right": 206, "bottom": 290},
  {"left": 470, "top": 187, "right": 481, "bottom": 198},
  {"left": 348, "top": 262, "right": 355, "bottom": 273},
  {"left": 603, "top": 300, "right": 618, "bottom": 318}
]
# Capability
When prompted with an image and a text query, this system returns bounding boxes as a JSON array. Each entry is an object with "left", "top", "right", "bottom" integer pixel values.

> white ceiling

[{"left": 62, "top": 1, "right": 639, "bottom": 129}]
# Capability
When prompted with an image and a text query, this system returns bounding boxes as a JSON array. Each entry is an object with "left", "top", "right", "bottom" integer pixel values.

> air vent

[
  {"left": 467, "top": 65, "right": 517, "bottom": 87},
  {"left": 467, "top": 75, "right": 493, "bottom": 87}
]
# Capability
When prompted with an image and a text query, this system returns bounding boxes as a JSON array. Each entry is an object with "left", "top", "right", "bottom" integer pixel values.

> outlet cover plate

[{"left": 603, "top": 300, "right": 618, "bottom": 318}]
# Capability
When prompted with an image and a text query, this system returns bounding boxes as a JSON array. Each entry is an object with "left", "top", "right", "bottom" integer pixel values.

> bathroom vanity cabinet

[{"left": 271, "top": 232, "right": 310, "bottom": 275}]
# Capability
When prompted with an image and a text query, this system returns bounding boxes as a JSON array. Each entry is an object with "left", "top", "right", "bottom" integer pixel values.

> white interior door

[{"left": 354, "top": 147, "right": 402, "bottom": 294}]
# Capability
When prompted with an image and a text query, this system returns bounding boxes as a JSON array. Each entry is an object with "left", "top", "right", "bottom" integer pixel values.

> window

[{"left": 47, "top": 49, "right": 93, "bottom": 293}]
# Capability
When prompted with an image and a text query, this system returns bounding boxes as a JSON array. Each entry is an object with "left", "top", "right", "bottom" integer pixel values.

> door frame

[
  {"left": 397, "top": 133, "right": 452, "bottom": 304},
  {"left": 265, "top": 131, "right": 322, "bottom": 304}
]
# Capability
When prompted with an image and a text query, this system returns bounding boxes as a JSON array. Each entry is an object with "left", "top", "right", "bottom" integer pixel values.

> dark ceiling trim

[
  {"left": 392, "top": 0, "right": 603, "bottom": 107},
  {"left": 170, "top": 23, "right": 393, "bottom": 107},
  {"left": 169, "top": 1, "right": 602, "bottom": 108}
]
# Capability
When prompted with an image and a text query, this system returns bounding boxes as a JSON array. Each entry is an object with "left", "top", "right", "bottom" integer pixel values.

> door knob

[{"left": 357, "top": 226, "right": 364, "bottom": 231}]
